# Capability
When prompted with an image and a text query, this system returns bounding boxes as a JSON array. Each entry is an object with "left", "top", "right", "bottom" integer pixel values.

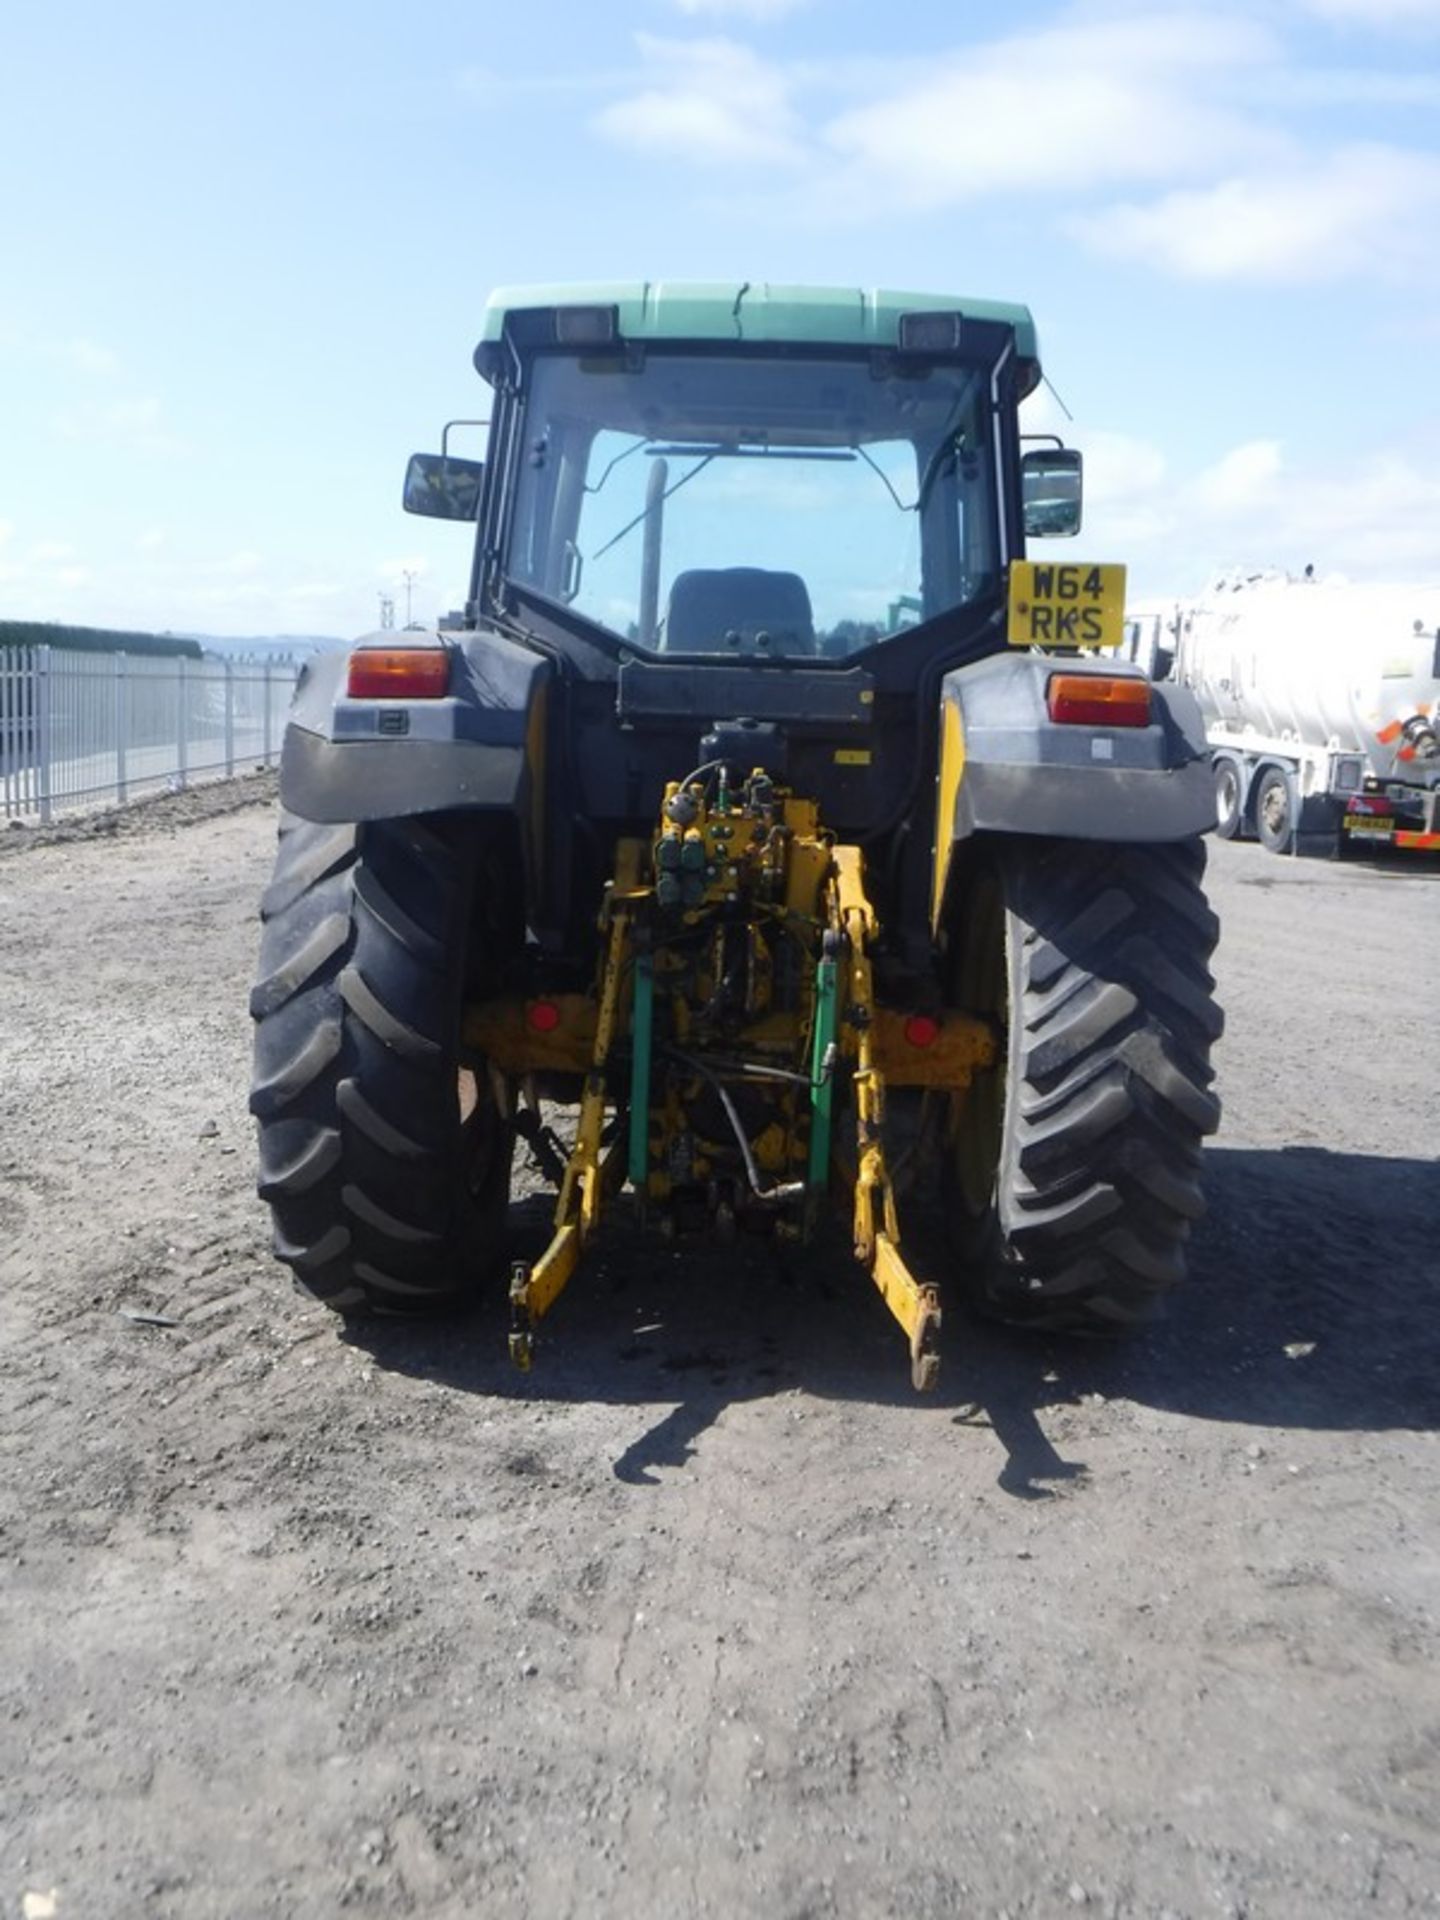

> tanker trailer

[{"left": 1170, "top": 572, "right": 1440, "bottom": 855}]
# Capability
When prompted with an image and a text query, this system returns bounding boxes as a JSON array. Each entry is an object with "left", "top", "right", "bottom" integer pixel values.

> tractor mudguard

[
  {"left": 933, "top": 651, "right": 1214, "bottom": 922},
  {"left": 279, "top": 627, "right": 551, "bottom": 826}
]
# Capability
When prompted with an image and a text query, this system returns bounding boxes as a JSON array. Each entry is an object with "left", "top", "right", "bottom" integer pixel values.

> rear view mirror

[
  {"left": 403, "top": 452, "right": 483, "bottom": 521},
  {"left": 1022, "top": 446, "right": 1083, "bottom": 538}
]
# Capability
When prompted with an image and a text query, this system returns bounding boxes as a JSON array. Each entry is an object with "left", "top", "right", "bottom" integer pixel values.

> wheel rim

[
  {"left": 1216, "top": 763, "right": 1240, "bottom": 830},
  {"left": 1260, "top": 773, "right": 1291, "bottom": 842}
]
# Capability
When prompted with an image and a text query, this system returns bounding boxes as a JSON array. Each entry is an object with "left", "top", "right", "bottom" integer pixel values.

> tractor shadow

[{"left": 344, "top": 1145, "right": 1440, "bottom": 1494}]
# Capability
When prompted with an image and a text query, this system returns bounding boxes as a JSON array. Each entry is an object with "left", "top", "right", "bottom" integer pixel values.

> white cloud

[
  {"left": 0, "top": 334, "right": 121, "bottom": 376},
  {"left": 104, "top": 397, "right": 164, "bottom": 435},
  {"left": 1073, "top": 144, "right": 1440, "bottom": 282},
  {"left": 671, "top": 0, "right": 809, "bottom": 17},
  {"left": 821, "top": 13, "right": 1280, "bottom": 210},
  {"left": 592, "top": 34, "right": 805, "bottom": 166},
  {"left": 0, "top": 519, "right": 15, "bottom": 546},
  {"left": 1082, "top": 431, "right": 1170, "bottom": 507},
  {"left": 1266, "top": 67, "right": 1440, "bottom": 106},
  {"left": 58, "top": 338, "right": 120, "bottom": 376},
  {"left": 53, "top": 392, "right": 188, "bottom": 458},
  {"left": 578, "top": 12, "right": 1439, "bottom": 306},
  {"left": 33, "top": 540, "right": 76, "bottom": 562},
  {"left": 1064, "top": 423, "right": 1440, "bottom": 594},
  {"left": 1295, "top": 0, "right": 1440, "bottom": 24},
  {"left": 457, "top": 62, "right": 637, "bottom": 105},
  {"left": 1194, "top": 441, "right": 1283, "bottom": 511},
  {"left": 1223, "top": 448, "right": 1440, "bottom": 574}
]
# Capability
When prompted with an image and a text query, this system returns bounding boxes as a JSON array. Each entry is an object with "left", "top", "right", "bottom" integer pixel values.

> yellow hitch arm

[{"left": 831, "top": 844, "right": 943, "bottom": 1392}]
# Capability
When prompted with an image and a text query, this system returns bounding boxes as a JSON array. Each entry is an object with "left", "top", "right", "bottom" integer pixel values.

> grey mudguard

[
  {"left": 280, "top": 627, "right": 549, "bottom": 825},
  {"left": 940, "top": 651, "right": 1216, "bottom": 845}
]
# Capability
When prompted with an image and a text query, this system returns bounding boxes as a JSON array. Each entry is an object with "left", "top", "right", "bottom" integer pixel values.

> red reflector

[
  {"left": 904, "top": 1014, "right": 941, "bottom": 1049},
  {"left": 1046, "top": 674, "right": 1151, "bottom": 728},
  {"left": 347, "top": 647, "right": 450, "bottom": 699},
  {"left": 525, "top": 1000, "right": 561, "bottom": 1034}
]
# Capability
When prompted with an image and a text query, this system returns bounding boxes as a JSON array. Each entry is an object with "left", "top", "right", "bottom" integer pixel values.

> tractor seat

[{"left": 662, "top": 568, "right": 816, "bottom": 655}]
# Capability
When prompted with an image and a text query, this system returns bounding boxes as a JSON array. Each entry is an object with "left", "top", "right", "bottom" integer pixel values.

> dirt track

[{"left": 2, "top": 778, "right": 1438, "bottom": 1920}]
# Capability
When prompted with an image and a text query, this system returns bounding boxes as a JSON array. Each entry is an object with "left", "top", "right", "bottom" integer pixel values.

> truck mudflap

[{"left": 932, "top": 650, "right": 1215, "bottom": 927}]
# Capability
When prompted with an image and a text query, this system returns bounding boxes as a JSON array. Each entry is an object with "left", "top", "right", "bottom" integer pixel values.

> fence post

[
  {"left": 115, "top": 652, "right": 128, "bottom": 804},
  {"left": 0, "top": 650, "right": 13, "bottom": 819},
  {"left": 262, "top": 657, "right": 273, "bottom": 767},
  {"left": 224, "top": 657, "right": 235, "bottom": 778},
  {"left": 176, "top": 654, "right": 189, "bottom": 790},
  {"left": 36, "top": 645, "right": 53, "bottom": 824}
]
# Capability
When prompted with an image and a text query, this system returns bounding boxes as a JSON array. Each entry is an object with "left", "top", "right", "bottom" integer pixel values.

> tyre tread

[
  {"left": 249, "top": 812, "right": 511, "bottom": 1317},
  {"left": 965, "top": 837, "right": 1222, "bottom": 1330}
]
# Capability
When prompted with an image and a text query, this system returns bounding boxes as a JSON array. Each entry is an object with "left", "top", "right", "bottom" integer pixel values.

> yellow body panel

[{"left": 931, "top": 696, "right": 966, "bottom": 930}]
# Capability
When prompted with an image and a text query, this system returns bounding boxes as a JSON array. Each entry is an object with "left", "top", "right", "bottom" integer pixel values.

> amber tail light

[
  {"left": 347, "top": 647, "right": 451, "bottom": 699},
  {"left": 1046, "top": 674, "right": 1151, "bottom": 727}
]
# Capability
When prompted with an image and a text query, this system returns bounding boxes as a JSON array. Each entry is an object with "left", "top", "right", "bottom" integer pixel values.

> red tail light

[
  {"left": 525, "top": 1000, "right": 562, "bottom": 1034},
  {"left": 903, "top": 1014, "right": 941, "bottom": 1049},
  {"left": 347, "top": 647, "right": 451, "bottom": 699},
  {"left": 1046, "top": 674, "right": 1151, "bottom": 727}
]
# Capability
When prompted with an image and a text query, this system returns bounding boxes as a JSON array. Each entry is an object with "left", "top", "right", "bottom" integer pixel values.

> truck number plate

[
  {"left": 1007, "top": 562, "right": 1127, "bottom": 649},
  {"left": 1345, "top": 817, "right": 1394, "bottom": 837}
]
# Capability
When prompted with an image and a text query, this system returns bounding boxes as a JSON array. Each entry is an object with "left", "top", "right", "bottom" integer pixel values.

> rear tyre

[
  {"left": 1254, "top": 765, "right": 1296, "bottom": 855},
  {"left": 249, "top": 811, "right": 515, "bottom": 1314},
  {"left": 1212, "top": 755, "right": 1244, "bottom": 841},
  {"left": 946, "top": 836, "right": 1222, "bottom": 1330}
]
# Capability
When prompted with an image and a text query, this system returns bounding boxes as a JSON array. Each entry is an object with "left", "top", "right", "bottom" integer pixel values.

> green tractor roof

[{"left": 477, "top": 281, "right": 1040, "bottom": 390}]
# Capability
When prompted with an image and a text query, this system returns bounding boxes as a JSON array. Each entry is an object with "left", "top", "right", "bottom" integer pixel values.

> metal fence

[{"left": 0, "top": 646, "right": 302, "bottom": 821}]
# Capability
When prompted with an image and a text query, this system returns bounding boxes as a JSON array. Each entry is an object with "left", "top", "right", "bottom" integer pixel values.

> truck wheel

[
  {"left": 946, "top": 836, "right": 1222, "bottom": 1330},
  {"left": 249, "top": 811, "right": 515, "bottom": 1314},
  {"left": 1254, "top": 765, "right": 1296, "bottom": 855},
  {"left": 1212, "top": 755, "right": 1244, "bottom": 840}
]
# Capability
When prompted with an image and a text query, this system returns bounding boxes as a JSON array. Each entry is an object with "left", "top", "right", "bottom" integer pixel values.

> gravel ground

[{"left": 1, "top": 778, "right": 1437, "bottom": 1920}]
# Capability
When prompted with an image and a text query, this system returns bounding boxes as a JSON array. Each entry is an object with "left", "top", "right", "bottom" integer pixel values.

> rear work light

[
  {"left": 899, "top": 310, "right": 964, "bottom": 353},
  {"left": 1046, "top": 674, "right": 1151, "bottom": 728},
  {"left": 553, "top": 304, "right": 617, "bottom": 347},
  {"left": 347, "top": 647, "right": 451, "bottom": 699}
]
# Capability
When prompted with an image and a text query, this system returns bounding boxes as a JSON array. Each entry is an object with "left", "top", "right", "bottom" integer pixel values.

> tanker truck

[{"left": 1135, "top": 572, "right": 1440, "bottom": 856}]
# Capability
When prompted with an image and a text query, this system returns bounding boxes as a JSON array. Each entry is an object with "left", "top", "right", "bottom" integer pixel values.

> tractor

[{"left": 250, "top": 282, "right": 1222, "bottom": 1391}]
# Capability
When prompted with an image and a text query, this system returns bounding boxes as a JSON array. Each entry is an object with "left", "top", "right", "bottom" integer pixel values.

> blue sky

[{"left": 2, "top": 0, "right": 1438, "bottom": 637}]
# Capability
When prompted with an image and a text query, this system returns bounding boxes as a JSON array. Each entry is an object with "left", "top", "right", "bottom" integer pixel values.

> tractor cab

[{"left": 406, "top": 283, "right": 1081, "bottom": 666}]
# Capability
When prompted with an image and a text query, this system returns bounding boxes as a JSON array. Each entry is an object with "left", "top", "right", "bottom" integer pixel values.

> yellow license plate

[
  {"left": 1346, "top": 817, "right": 1393, "bottom": 836},
  {"left": 1007, "top": 561, "right": 1127, "bottom": 649}
]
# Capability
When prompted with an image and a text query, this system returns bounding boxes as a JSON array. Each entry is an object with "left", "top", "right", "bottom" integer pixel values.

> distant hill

[
  {"left": 0, "top": 620, "right": 203, "bottom": 659},
  {"left": 179, "top": 633, "right": 344, "bottom": 659},
  {"left": 0, "top": 623, "right": 348, "bottom": 662}
]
